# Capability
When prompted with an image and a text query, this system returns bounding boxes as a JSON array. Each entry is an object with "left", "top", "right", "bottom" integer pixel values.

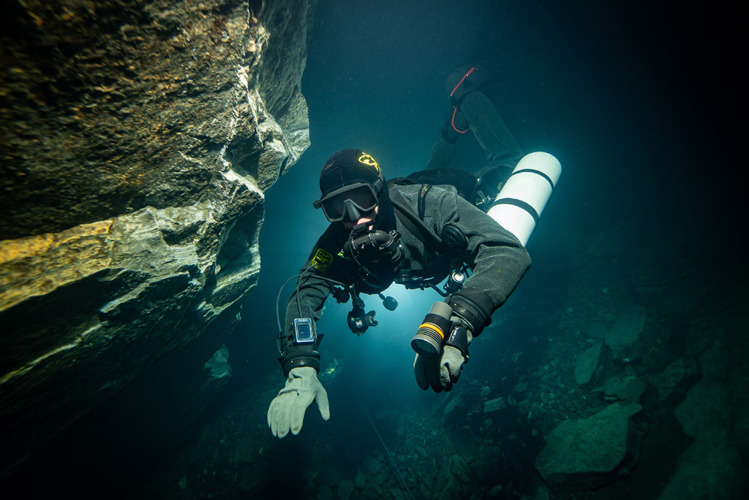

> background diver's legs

[
  {"left": 425, "top": 91, "right": 522, "bottom": 176},
  {"left": 424, "top": 133, "right": 456, "bottom": 171},
  {"left": 459, "top": 91, "right": 523, "bottom": 172}
]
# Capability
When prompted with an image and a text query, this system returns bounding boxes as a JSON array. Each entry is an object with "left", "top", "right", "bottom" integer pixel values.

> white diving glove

[
  {"left": 414, "top": 321, "right": 472, "bottom": 392},
  {"left": 267, "top": 366, "right": 330, "bottom": 438}
]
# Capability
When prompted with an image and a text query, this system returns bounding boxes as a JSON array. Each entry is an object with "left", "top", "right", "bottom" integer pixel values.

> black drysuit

[{"left": 277, "top": 182, "right": 532, "bottom": 376}]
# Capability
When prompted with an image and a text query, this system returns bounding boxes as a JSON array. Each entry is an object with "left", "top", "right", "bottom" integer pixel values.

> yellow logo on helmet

[{"left": 358, "top": 152, "right": 380, "bottom": 173}]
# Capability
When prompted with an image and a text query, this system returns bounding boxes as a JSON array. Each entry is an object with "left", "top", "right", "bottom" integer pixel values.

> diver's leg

[
  {"left": 459, "top": 91, "right": 523, "bottom": 171},
  {"left": 425, "top": 107, "right": 470, "bottom": 170},
  {"left": 425, "top": 135, "right": 455, "bottom": 170}
]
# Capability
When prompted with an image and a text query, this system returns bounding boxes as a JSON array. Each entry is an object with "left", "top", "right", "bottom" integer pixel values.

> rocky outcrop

[
  {"left": 658, "top": 322, "right": 749, "bottom": 498},
  {"left": 574, "top": 341, "right": 603, "bottom": 385},
  {"left": 595, "top": 373, "right": 647, "bottom": 403},
  {"left": 605, "top": 303, "right": 648, "bottom": 361},
  {"left": 535, "top": 401, "right": 645, "bottom": 492},
  {"left": 0, "top": 0, "right": 313, "bottom": 479}
]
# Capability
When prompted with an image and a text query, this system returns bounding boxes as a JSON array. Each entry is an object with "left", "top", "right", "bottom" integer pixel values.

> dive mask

[{"left": 313, "top": 182, "right": 379, "bottom": 223}]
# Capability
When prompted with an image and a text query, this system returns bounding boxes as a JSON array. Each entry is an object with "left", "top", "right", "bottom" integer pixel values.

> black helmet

[{"left": 314, "top": 149, "right": 385, "bottom": 223}]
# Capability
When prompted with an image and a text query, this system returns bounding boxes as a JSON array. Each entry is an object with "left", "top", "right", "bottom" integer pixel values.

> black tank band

[
  {"left": 492, "top": 198, "right": 540, "bottom": 223},
  {"left": 509, "top": 168, "right": 555, "bottom": 189},
  {"left": 491, "top": 167, "right": 556, "bottom": 223}
]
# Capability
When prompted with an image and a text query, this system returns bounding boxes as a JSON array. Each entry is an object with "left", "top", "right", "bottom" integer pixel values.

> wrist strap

[
  {"left": 445, "top": 323, "right": 470, "bottom": 359},
  {"left": 277, "top": 331, "right": 323, "bottom": 378}
]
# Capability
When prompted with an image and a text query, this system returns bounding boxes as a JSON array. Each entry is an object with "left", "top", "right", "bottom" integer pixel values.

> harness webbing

[{"left": 390, "top": 191, "right": 442, "bottom": 252}]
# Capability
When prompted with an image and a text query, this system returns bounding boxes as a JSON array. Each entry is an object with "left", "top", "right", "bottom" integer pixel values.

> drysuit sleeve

[
  {"left": 277, "top": 225, "right": 349, "bottom": 376},
  {"left": 433, "top": 189, "right": 531, "bottom": 331}
]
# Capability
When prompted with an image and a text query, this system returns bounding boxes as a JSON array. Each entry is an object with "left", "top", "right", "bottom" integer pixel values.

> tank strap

[{"left": 491, "top": 198, "right": 539, "bottom": 223}]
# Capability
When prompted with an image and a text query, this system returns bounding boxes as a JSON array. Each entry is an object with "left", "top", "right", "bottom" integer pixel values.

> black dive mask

[{"left": 314, "top": 182, "right": 380, "bottom": 223}]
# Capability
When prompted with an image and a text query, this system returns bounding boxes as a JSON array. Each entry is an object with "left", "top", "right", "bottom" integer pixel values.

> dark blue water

[{"left": 229, "top": 1, "right": 745, "bottom": 498}]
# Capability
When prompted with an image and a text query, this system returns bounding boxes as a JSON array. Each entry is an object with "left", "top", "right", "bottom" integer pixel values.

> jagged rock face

[{"left": 0, "top": 0, "right": 312, "bottom": 478}]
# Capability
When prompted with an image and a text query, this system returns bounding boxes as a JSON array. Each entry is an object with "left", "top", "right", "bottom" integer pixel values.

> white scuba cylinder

[{"left": 487, "top": 152, "right": 562, "bottom": 246}]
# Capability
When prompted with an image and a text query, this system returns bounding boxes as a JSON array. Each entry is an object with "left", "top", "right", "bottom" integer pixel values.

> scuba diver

[
  {"left": 419, "top": 63, "right": 524, "bottom": 204},
  {"left": 267, "top": 66, "right": 533, "bottom": 439}
]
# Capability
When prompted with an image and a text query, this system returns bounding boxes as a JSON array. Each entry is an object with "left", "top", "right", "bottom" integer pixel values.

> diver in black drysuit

[
  {"left": 420, "top": 64, "right": 524, "bottom": 202},
  {"left": 267, "top": 66, "right": 531, "bottom": 439}
]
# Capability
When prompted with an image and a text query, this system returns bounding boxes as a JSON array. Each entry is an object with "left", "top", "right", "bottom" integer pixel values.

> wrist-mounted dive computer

[
  {"left": 293, "top": 318, "right": 316, "bottom": 344},
  {"left": 277, "top": 318, "right": 322, "bottom": 377}
]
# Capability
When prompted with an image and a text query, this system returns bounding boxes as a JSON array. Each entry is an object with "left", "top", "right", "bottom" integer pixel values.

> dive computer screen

[{"left": 293, "top": 318, "right": 314, "bottom": 343}]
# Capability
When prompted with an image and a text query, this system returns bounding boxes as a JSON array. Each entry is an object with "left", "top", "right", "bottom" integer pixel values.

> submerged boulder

[
  {"left": 574, "top": 341, "right": 603, "bottom": 385},
  {"left": 0, "top": 0, "right": 312, "bottom": 479},
  {"left": 605, "top": 303, "right": 648, "bottom": 360},
  {"left": 649, "top": 356, "right": 700, "bottom": 402},
  {"left": 535, "top": 401, "right": 644, "bottom": 491},
  {"left": 595, "top": 373, "right": 647, "bottom": 403}
]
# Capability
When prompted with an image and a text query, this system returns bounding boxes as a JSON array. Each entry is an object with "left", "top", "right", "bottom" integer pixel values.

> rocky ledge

[{"left": 0, "top": 0, "right": 313, "bottom": 479}]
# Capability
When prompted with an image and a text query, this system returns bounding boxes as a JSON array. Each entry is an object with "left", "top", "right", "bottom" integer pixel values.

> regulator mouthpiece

[{"left": 411, "top": 301, "right": 453, "bottom": 357}]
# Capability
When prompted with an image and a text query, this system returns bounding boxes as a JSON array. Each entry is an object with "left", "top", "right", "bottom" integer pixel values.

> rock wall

[{"left": 0, "top": 0, "right": 312, "bottom": 479}]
